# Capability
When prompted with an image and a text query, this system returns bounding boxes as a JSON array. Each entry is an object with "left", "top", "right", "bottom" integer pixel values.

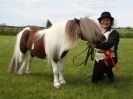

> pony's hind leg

[
  {"left": 26, "top": 54, "right": 33, "bottom": 74},
  {"left": 17, "top": 53, "right": 27, "bottom": 75},
  {"left": 17, "top": 59, "right": 26, "bottom": 75},
  {"left": 58, "top": 58, "right": 66, "bottom": 85}
]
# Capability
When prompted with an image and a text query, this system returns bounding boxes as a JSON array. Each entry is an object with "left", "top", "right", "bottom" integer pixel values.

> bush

[
  {"left": 117, "top": 28, "right": 133, "bottom": 38},
  {"left": 119, "top": 33, "right": 133, "bottom": 38},
  {"left": 0, "top": 27, "right": 20, "bottom": 36}
]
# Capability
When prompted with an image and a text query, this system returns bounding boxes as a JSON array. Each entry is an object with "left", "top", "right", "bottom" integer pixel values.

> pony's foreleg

[
  {"left": 58, "top": 58, "right": 66, "bottom": 85},
  {"left": 51, "top": 60, "right": 60, "bottom": 88},
  {"left": 26, "top": 55, "right": 33, "bottom": 74}
]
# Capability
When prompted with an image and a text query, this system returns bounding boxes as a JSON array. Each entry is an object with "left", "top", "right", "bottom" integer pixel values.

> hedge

[{"left": 0, "top": 27, "right": 133, "bottom": 38}]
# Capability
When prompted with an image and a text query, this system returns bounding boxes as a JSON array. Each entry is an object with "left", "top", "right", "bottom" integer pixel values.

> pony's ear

[{"left": 74, "top": 18, "right": 80, "bottom": 25}]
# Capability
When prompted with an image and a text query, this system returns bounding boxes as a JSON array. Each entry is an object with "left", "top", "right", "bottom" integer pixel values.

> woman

[{"left": 90, "top": 11, "right": 120, "bottom": 83}]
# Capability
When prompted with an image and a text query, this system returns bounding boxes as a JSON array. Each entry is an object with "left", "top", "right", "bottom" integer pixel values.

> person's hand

[{"left": 89, "top": 42, "right": 96, "bottom": 48}]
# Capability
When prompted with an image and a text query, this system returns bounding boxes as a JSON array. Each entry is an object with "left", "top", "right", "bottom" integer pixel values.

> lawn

[{"left": 0, "top": 36, "right": 133, "bottom": 99}]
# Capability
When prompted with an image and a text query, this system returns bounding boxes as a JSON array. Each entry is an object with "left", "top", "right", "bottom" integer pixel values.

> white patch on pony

[
  {"left": 44, "top": 21, "right": 72, "bottom": 62},
  {"left": 31, "top": 43, "right": 34, "bottom": 50},
  {"left": 32, "top": 20, "right": 78, "bottom": 63},
  {"left": 35, "top": 29, "right": 45, "bottom": 40}
]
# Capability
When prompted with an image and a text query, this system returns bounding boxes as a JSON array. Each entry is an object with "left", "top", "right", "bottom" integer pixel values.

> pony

[{"left": 9, "top": 17, "right": 105, "bottom": 88}]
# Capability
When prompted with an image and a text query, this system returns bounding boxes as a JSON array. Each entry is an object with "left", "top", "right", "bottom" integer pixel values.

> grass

[{"left": 0, "top": 36, "right": 133, "bottom": 99}]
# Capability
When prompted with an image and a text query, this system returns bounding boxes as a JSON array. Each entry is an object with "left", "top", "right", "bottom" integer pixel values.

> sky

[{"left": 0, "top": 0, "right": 133, "bottom": 27}]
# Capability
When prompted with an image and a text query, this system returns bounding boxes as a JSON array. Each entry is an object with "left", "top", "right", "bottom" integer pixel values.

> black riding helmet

[{"left": 98, "top": 11, "right": 114, "bottom": 22}]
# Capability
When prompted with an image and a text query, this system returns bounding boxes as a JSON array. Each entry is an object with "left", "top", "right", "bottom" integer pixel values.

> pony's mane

[
  {"left": 65, "top": 20, "right": 80, "bottom": 47},
  {"left": 79, "top": 17, "right": 102, "bottom": 41}
]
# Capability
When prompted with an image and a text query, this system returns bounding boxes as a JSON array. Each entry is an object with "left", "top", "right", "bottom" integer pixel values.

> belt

[{"left": 95, "top": 52, "right": 115, "bottom": 62}]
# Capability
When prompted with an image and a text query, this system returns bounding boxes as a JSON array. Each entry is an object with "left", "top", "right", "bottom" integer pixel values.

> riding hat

[{"left": 98, "top": 11, "right": 114, "bottom": 21}]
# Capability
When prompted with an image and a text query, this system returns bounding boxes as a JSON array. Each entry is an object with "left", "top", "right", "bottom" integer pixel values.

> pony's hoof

[
  {"left": 17, "top": 71, "right": 23, "bottom": 75},
  {"left": 54, "top": 85, "right": 60, "bottom": 89},
  {"left": 26, "top": 71, "right": 31, "bottom": 74},
  {"left": 54, "top": 82, "right": 60, "bottom": 89},
  {"left": 60, "top": 80, "right": 66, "bottom": 85}
]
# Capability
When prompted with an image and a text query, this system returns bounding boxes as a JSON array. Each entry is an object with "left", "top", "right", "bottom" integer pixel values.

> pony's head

[
  {"left": 65, "top": 17, "right": 105, "bottom": 48},
  {"left": 75, "top": 17, "right": 106, "bottom": 43}
]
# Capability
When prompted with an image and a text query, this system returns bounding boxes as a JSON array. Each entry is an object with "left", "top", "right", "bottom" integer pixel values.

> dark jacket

[{"left": 96, "top": 29, "right": 120, "bottom": 61}]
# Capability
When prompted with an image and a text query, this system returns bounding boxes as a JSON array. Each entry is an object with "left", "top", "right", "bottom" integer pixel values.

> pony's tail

[
  {"left": 9, "top": 54, "right": 21, "bottom": 74},
  {"left": 9, "top": 27, "right": 30, "bottom": 73}
]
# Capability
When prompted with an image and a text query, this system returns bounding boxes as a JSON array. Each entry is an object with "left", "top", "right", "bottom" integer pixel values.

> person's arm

[{"left": 96, "top": 30, "right": 119, "bottom": 50}]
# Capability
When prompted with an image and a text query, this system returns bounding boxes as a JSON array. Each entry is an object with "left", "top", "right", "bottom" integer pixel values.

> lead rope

[
  {"left": 80, "top": 47, "right": 94, "bottom": 82},
  {"left": 73, "top": 45, "right": 94, "bottom": 66},
  {"left": 84, "top": 47, "right": 94, "bottom": 65},
  {"left": 73, "top": 44, "right": 94, "bottom": 82}
]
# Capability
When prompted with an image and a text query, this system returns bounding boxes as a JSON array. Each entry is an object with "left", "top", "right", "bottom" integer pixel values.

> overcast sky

[{"left": 0, "top": 0, "right": 133, "bottom": 27}]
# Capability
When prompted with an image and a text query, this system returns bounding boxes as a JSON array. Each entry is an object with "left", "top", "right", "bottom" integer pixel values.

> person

[{"left": 90, "top": 11, "right": 120, "bottom": 83}]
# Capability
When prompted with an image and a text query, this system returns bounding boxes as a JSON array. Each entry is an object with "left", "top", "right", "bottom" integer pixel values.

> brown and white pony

[{"left": 9, "top": 17, "right": 105, "bottom": 88}]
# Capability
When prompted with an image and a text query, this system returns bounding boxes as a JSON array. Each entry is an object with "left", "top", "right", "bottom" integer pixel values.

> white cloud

[{"left": 0, "top": 0, "right": 133, "bottom": 27}]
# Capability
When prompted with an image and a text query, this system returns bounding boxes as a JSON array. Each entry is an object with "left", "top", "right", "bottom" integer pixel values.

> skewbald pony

[{"left": 9, "top": 17, "right": 104, "bottom": 89}]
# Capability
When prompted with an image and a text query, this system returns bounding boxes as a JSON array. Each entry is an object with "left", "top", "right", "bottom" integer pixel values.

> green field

[{"left": 0, "top": 36, "right": 133, "bottom": 99}]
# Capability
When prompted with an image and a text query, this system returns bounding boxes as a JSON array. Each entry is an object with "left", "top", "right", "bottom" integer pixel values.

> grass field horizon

[{"left": 0, "top": 36, "right": 133, "bottom": 99}]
